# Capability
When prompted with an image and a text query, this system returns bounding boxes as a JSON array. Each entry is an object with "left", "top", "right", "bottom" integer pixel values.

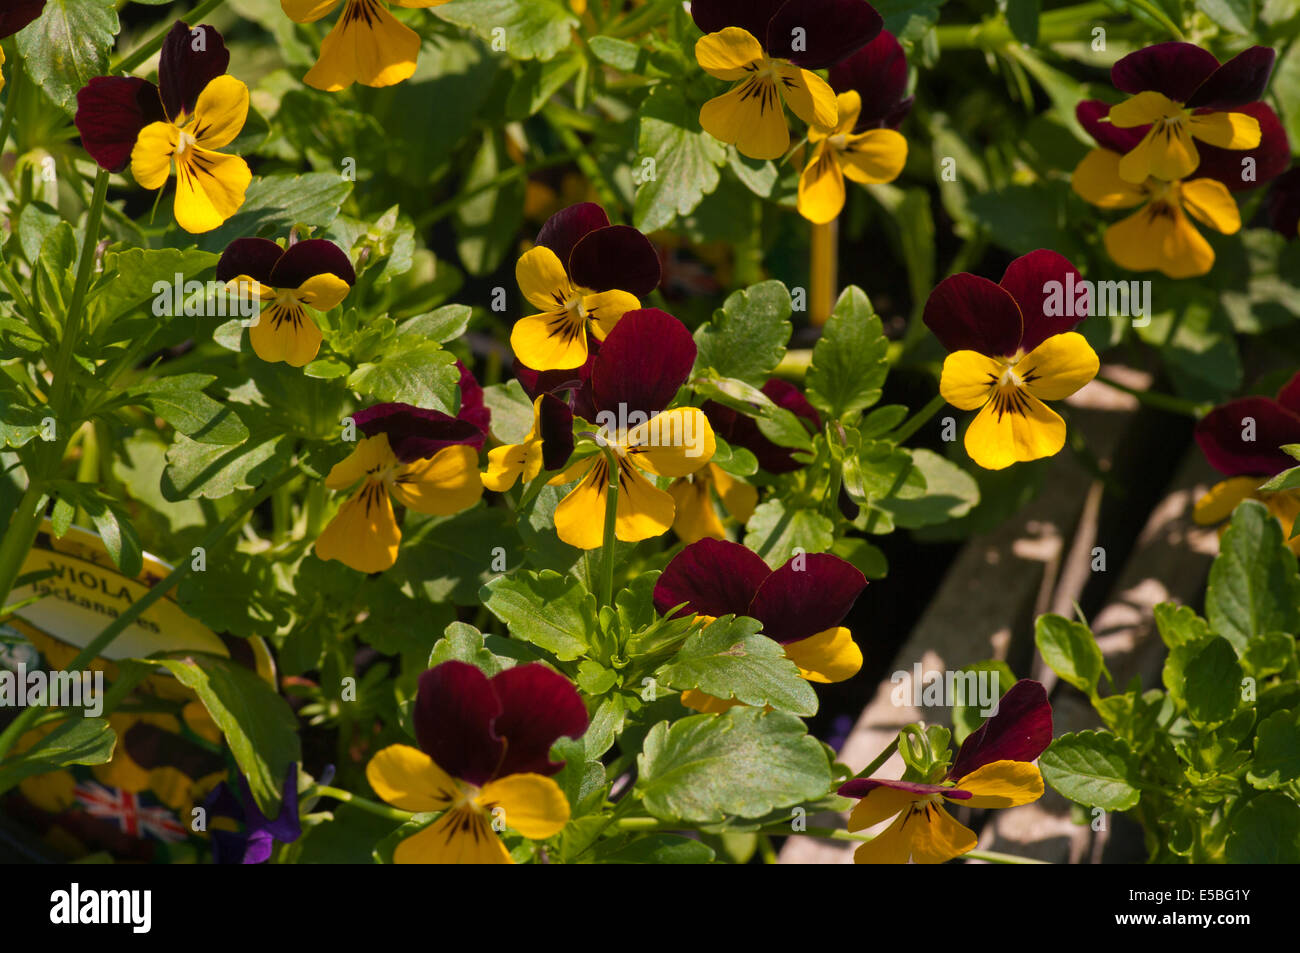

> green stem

[
  {"left": 0, "top": 479, "right": 48, "bottom": 618},
  {"left": 111, "top": 0, "right": 227, "bottom": 74},
  {"left": 0, "top": 466, "right": 296, "bottom": 765},
  {"left": 892, "top": 393, "right": 946, "bottom": 445},
  {"left": 598, "top": 443, "right": 620, "bottom": 609},
  {"left": 851, "top": 738, "right": 899, "bottom": 781},
  {"left": 934, "top": 2, "right": 1115, "bottom": 49},
  {"left": 1095, "top": 375, "right": 1205, "bottom": 418},
  {"left": 311, "top": 785, "right": 414, "bottom": 822}
]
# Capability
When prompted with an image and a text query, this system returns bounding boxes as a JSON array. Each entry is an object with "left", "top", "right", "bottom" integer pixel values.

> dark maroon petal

[
  {"left": 454, "top": 360, "right": 490, "bottom": 446},
  {"left": 535, "top": 203, "right": 610, "bottom": 273},
  {"left": 1193, "top": 102, "right": 1290, "bottom": 193},
  {"left": 353, "top": 403, "right": 484, "bottom": 463},
  {"left": 748, "top": 553, "right": 866, "bottom": 644},
  {"left": 569, "top": 225, "right": 661, "bottom": 297},
  {"left": 1187, "top": 46, "right": 1276, "bottom": 110},
  {"left": 267, "top": 238, "right": 356, "bottom": 289},
  {"left": 838, "top": 776, "right": 971, "bottom": 799},
  {"left": 1111, "top": 42, "right": 1220, "bottom": 103},
  {"left": 489, "top": 664, "right": 589, "bottom": 779},
  {"left": 1000, "top": 250, "right": 1085, "bottom": 353},
  {"left": 591, "top": 308, "right": 696, "bottom": 416},
  {"left": 0, "top": 0, "right": 46, "bottom": 38},
  {"left": 653, "top": 538, "right": 772, "bottom": 618},
  {"left": 1194, "top": 397, "right": 1300, "bottom": 477},
  {"left": 1077, "top": 99, "right": 1145, "bottom": 154},
  {"left": 948, "top": 680, "right": 1053, "bottom": 780},
  {"left": 74, "top": 76, "right": 164, "bottom": 173},
  {"left": 514, "top": 356, "right": 592, "bottom": 403},
  {"left": 766, "top": 0, "right": 882, "bottom": 69},
  {"left": 158, "top": 22, "right": 230, "bottom": 121},
  {"left": 1267, "top": 168, "right": 1300, "bottom": 238},
  {"left": 922, "top": 272, "right": 1023, "bottom": 357},
  {"left": 1276, "top": 372, "right": 1300, "bottom": 416},
  {"left": 215, "top": 237, "right": 284, "bottom": 284},
  {"left": 690, "top": 0, "right": 784, "bottom": 38},
  {"left": 830, "top": 30, "right": 909, "bottom": 130},
  {"left": 413, "top": 662, "right": 503, "bottom": 787},
  {"left": 537, "top": 393, "right": 575, "bottom": 471}
]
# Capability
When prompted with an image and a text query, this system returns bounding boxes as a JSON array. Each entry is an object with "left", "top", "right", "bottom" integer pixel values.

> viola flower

[
  {"left": 668, "top": 462, "right": 758, "bottom": 544},
  {"left": 282, "top": 0, "right": 450, "bottom": 92},
  {"left": 315, "top": 402, "right": 486, "bottom": 572},
  {"left": 482, "top": 394, "right": 575, "bottom": 492},
  {"left": 655, "top": 538, "right": 866, "bottom": 712},
  {"left": 1106, "top": 43, "right": 1274, "bottom": 184},
  {"left": 691, "top": 0, "right": 882, "bottom": 160},
  {"left": 205, "top": 764, "right": 302, "bottom": 864},
  {"left": 924, "top": 251, "right": 1100, "bottom": 471},
  {"left": 703, "top": 378, "right": 821, "bottom": 475},
  {"left": 0, "top": 1, "right": 45, "bottom": 93},
  {"left": 797, "top": 90, "right": 907, "bottom": 223},
  {"left": 1268, "top": 168, "right": 1300, "bottom": 239},
  {"left": 1193, "top": 372, "right": 1300, "bottom": 553},
  {"left": 366, "top": 661, "right": 588, "bottom": 864},
  {"left": 828, "top": 29, "right": 913, "bottom": 132},
  {"left": 216, "top": 237, "right": 356, "bottom": 367},
  {"left": 549, "top": 309, "right": 716, "bottom": 550},
  {"left": 74, "top": 22, "right": 251, "bottom": 234},
  {"left": 839, "top": 680, "right": 1052, "bottom": 864},
  {"left": 512, "top": 203, "right": 660, "bottom": 371}
]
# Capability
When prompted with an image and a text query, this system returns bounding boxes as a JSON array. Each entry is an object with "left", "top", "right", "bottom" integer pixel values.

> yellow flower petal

[
  {"left": 1188, "top": 110, "right": 1261, "bottom": 150},
  {"left": 694, "top": 26, "right": 764, "bottom": 80},
  {"left": 314, "top": 481, "right": 401, "bottom": 572},
  {"left": 852, "top": 809, "right": 915, "bottom": 863},
  {"left": 131, "top": 121, "right": 180, "bottom": 191},
  {"left": 964, "top": 386, "right": 1066, "bottom": 471},
  {"left": 393, "top": 805, "right": 513, "bottom": 864},
  {"left": 1122, "top": 122, "right": 1198, "bottom": 184},
  {"left": 669, "top": 475, "right": 727, "bottom": 543},
  {"left": 700, "top": 76, "right": 791, "bottom": 161},
  {"left": 511, "top": 310, "right": 589, "bottom": 371},
  {"left": 907, "top": 803, "right": 978, "bottom": 864},
  {"left": 483, "top": 441, "right": 542, "bottom": 492},
  {"left": 389, "top": 445, "right": 484, "bottom": 516},
  {"left": 581, "top": 289, "right": 640, "bottom": 341},
  {"left": 846, "top": 785, "right": 920, "bottom": 833},
  {"left": 1180, "top": 178, "right": 1241, "bottom": 235},
  {"left": 281, "top": 0, "right": 340, "bottom": 22},
  {"left": 679, "top": 688, "right": 746, "bottom": 713},
  {"left": 779, "top": 63, "right": 837, "bottom": 130},
  {"left": 939, "top": 350, "right": 1002, "bottom": 411},
  {"left": 1193, "top": 476, "right": 1259, "bottom": 525},
  {"left": 324, "top": 433, "right": 396, "bottom": 490},
  {"left": 838, "top": 128, "right": 907, "bottom": 185},
  {"left": 554, "top": 454, "right": 676, "bottom": 549},
  {"left": 366, "top": 744, "right": 460, "bottom": 813},
  {"left": 950, "top": 759, "right": 1044, "bottom": 809},
  {"left": 627, "top": 408, "right": 716, "bottom": 477},
  {"left": 1108, "top": 90, "right": 1180, "bottom": 127},
  {"left": 516, "top": 245, "right": 573, "bottom": 312},
  {"left": 476, "top": 773, "right": 570, "bottom": 840},
  {"left": 249, "top": 301, "right": 323, "bottom": 367},
  {"left": 1014, "top": 332, "right": 1099, "bottom": 402},
  {"left": 190, "top": 75, "right": 249, "bottom": 149},
  {"left": 1071, "top": 148, "right": 1147, "bottom": 209},
  {"left": 783, "top": 625, "right": 863, "bottom": 683},
  {"left": 294, "top": 272, "right": 352, "bottom": 311},
  {"left": 798, "top": 143, "right": 846, "bottom": 225},
  {"left": 304, "top": 0, "right": 421, "bottom": 92},
  {"left": 711, "top": 464, "right": 757, "bottom": 523},
  {"left": 173, "top": 145, "right": 251, "bottom": 234},
  {"left": 1104, "top": 199, "right": 1214, "bottom": 279}
]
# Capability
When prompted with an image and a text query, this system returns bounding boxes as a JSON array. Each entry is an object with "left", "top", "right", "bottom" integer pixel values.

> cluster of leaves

[{"left": 1035, "top": 501, "right": 1300, "bottom": 863}]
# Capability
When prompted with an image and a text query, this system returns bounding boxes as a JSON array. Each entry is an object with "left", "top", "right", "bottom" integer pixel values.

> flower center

[{"left": 174, "top": 129, "right": 198, "bottom": 158}]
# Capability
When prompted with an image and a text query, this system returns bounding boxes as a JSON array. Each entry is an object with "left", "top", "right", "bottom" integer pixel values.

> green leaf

[
  {"left": 657, "top": 616, "right": 819, "bottom": 716},
  {"left": 1039, "top": 730, "right": 1141, "bottom": 810},
  {"left": 744, "top": 499, "right": 833, "bottom": 568},
  {"left": 0, "top": 718, "right": 116, "bottom": 791},
  {"left": 131, "top": 374, "right": 249, "bottom": 445},
  {"left": 148, "top": 654, "right": 300, "bottom": 817},
  {"left": 596, "top": 834, "right": 716, "bottom": 864},
  {"left": 480, "top": 570, "right": 595, "bottom": 661},
  {"left": 187, "top": 174, "right": 352, "bottom": 253},
  {"left": 1183, "top": 637, "right": 1243, "bottom": 728},
  {"left": 806, "top": 286, "right": 887, "bottom": 421},
  {"left": 636, "top": 708, "right": 833, "bottom": 823},
  {"left": 1205, "top": 500, "right": 1300, "bottom": 652},
  {"left": 872, "top": 448, "right": 978, "bottom": 528},
  {"left": 1195, "top": 0, "right": 1255, "bottom": 33},
  {"left": 831, "top": 536, "right": 888, "bottom": 580},
  {"left": 1035, "top": 613, "right": 1105, "bottom": 696},
  {"left": 161, "top": 427, "right": 294, "bottom": 501},
  {"left": 1247, "top": 710, "right": 1300, "bottom": 789},
  {"left": 1225, "top": 792, "right": 1300, "bottom": 863},
  {"left": 433, "top": 0, "right": 579, "bottom": 60},
  {"left": 874, "top": 0, "right": 949, "bottom": 42},
  {"left": 482, "top": 380, "right": 535, "bottom": 444},
  {"left": 15, "top": 0, "right": 118, "bottom": 116},
  {"left": 454, "top": 131, "right": 526, "bottom": 276},
  {"left": 1153, "top": 602, "right": 1211, "bottom": 648},
  {"left": 398, "top": 304, "right": 472, "bottom": 345},
  {"left": 693, "top": 281, "right": 792, "bottom": 386},
  {"left": 634, "top": 85, "right": 727, "bottom": 234},
  {"left": 1242, "top": 631, "right": 1297, "bottom": 679},
  {"left": 0, "top": 378, "right": 46, "bottom": 448},
  {"left": 348, "top": 341, "right": 460, "bottom": 413},
  {"left": 395, "top": 507, "right": 522, "bottom": 605},
  {"left": 1003, "top": 0, "right": 1040, "bottom": 43},
  {"left": 87, "top": 247, "right": 220, "bottom": 331},
  {"left": 429, "top": 621, "right": 507, "bottom": 676}
]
